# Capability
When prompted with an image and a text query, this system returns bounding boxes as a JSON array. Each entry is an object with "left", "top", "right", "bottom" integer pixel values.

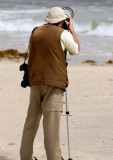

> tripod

[{"left": 65, "top": 88, "right": 73, "bottom": 160}]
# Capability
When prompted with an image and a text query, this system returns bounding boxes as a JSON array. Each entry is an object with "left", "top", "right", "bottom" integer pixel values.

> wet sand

[{"left": 0, "top": 59, "right": 113, "bottom": 160}]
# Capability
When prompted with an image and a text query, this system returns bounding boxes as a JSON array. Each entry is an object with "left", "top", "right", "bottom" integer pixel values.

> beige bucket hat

[{"left": 45, "top": 7, "right": 67, "bottom": 24}]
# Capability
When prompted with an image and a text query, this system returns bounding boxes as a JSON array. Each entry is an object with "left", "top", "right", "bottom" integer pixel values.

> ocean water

[{"left": 0, "top": 0, "right": 113, "bottom": 63}]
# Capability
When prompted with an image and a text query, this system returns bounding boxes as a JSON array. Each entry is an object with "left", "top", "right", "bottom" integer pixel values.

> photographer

[{"left": 20, "top": 6, "right": 80, "bottom": 160}]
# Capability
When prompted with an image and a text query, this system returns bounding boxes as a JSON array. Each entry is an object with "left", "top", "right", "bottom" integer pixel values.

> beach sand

[{"left": 0, "top": 60, "right": 113, "bottom": 160}]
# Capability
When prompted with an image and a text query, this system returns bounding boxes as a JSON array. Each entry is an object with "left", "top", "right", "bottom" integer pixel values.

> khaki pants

[{"left": 20, "top": 84, "right": 64, "bottom": 160}]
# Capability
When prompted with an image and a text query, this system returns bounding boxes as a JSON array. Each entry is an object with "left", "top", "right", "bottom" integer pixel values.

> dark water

[{"left": 1, "top": 0, "right": 113, "bottom": 8}]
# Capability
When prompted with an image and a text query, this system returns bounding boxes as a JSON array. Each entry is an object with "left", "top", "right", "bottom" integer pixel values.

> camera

[
  {"left": 63, "top": 7, "right": 74, "bottom": 19},
  {"left": 19, "top": 63, "right": 30, "bottom": 88},
  {"left": 62, "top": 18, "right": 70, "bottom": 30},
  {"left": 62, "top": 7, "right": 74, "bottom": 30}
]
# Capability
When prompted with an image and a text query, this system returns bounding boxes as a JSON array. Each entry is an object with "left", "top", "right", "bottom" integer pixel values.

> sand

[{"left": 0, "top": 60, "right": 113, "bottom": 160}]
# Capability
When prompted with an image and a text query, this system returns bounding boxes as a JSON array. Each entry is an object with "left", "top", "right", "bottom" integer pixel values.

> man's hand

[{"left": 64, "top": 18, "right": 74, "bottom": 32}]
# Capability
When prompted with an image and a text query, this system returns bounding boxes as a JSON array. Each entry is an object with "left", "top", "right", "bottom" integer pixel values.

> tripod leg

[{"left": 65, "top": 89, "right": 73, "bottom": 160}]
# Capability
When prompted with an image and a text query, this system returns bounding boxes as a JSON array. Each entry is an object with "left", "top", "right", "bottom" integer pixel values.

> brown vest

[{"left": 28, "top": 24, "right": 68, "bottom": 90}]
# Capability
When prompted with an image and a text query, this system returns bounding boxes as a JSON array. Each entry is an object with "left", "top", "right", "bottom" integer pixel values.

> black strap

[
  {"left": 24, "top": 46, "right": 29, "bottom": 63},
  {"left": 24, "top": 27, "right": 38, "bottom": 63}
]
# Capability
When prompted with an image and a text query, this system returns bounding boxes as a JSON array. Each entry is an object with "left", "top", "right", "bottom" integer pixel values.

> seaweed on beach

[
  {"left": 82, "top": 60, "right": 97, "bottom": 64},
  {"left": 0, "top": 49, "right": 28, "bottom": 59},
  {"left": 106, "top": 60, "right": 113, "bottom": 64}
]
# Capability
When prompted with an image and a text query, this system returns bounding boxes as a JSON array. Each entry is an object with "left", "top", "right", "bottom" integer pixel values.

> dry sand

[{"left": 0, "top": 60, "right": 113, "bottom": 160}]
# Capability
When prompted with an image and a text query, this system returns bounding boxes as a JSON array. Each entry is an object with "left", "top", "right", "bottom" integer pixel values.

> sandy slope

[{"left": 0, "top": 60, "right": 113, "bottom": 160}]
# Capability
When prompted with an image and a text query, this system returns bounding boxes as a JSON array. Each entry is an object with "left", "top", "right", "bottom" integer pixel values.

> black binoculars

[{"left": 20, "top": 63, "right": 30, "bottom": 88}]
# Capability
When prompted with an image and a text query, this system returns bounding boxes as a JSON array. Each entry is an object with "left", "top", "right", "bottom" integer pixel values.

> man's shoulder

[{"left": 61, "top": 30, "right": 72, "bottom": 40}]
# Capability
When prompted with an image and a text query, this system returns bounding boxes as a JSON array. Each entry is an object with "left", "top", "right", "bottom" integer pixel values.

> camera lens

[
  {"left": 62, "top": 7, "right": 74, "bottom": 18},
  {"left": 20, "top": 64, "right": 24, "bottom": 71},
  {"left": 21, "top": 81, "right": 27, "bottom": 88}
]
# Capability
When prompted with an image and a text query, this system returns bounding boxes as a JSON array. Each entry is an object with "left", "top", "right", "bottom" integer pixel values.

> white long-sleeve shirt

[{"left": 60, "top": 30, "right": 79, "bottom": 55}]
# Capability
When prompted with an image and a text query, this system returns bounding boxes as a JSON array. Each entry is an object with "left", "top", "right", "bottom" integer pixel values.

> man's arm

[{"left": 65, "top": 18, "right": 80, "bottom": 53}]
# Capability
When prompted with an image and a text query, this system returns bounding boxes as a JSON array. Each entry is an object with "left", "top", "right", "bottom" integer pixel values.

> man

[{"left": 20, "top": 6, "right": 80, "bottom": 160}]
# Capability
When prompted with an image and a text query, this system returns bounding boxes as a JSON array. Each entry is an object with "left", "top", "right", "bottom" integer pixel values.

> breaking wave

[
  {"left": 75, "top": 21, "right": 113, "bottom": 37},
  {"left": 0, "top": 8, "right": 113, "bottom": 37}
]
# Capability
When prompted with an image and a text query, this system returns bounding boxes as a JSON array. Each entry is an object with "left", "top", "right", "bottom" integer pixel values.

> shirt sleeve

[{"left": 60, "top": 30, "right": 79, "bottom": 55}]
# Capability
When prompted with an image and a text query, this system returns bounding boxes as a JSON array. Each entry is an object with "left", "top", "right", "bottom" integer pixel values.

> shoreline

[{"left": 0, "top": 49, "right": 113, "bottom": 65}]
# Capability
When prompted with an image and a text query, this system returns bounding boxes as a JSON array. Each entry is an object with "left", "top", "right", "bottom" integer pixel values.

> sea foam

[
  {"left": 0, "top": 8, "right": 113, "bottom": 37},
  {"left": 75, "top": 22, "right": 113, "bottom": 37},
  {"left": 86, "top": 23, "right": 113, "bottom": 37}
]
